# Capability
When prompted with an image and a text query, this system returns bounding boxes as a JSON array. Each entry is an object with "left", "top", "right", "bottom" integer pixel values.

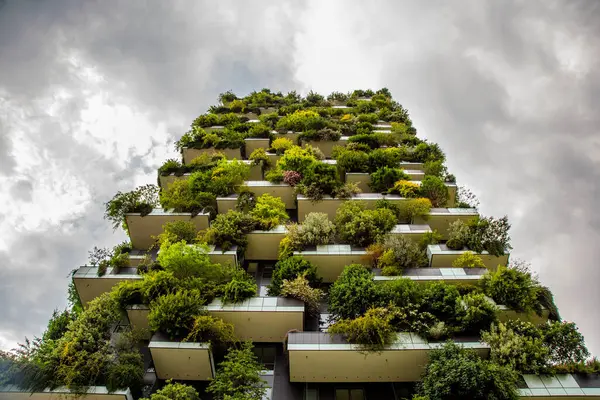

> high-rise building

[{"left": 1, "top": 89, "right": 598, "bottom": 399}]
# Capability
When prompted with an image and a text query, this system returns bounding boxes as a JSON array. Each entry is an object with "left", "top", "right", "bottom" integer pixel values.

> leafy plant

[
  {"left": 458, "top": 293, "right": 498, "bottom": 335},
  {"left": 389, "top": 180, "right": 420, "bottom": 197},
  {"left": 452, "top": 251, "right": 485, "bottom": 268},
  {"left": 203, "top": 210, "right": 256, "bottom": 251},
  {"left": 377, "top": 235, "right": 428, "bottom": 270},
  {"left": 335, "top": 149, "right": 369, "bottom": 173},
  {"left": 370, "top": 167, "right": 410, "bottom": 192},
  {"left": 222, "top": 269, "right": 257, "bottom": 304},
  {"left": 335, "top": 201, "right": 396, "bottom": 247},
  {"left": 271, "top": 137, "right": 293, "bottom": 154},
  {"left": 249, "top": 148, "right": 271, "bottom": 171},
  {"left": 281, "top": 275, "right": 324, "bottom": 316},
  {"left": 184, "top": 315, "right": 236, "bottom": 346},
  {"left": 541, "top": 321, "right": 590, "bottom": 365},
  {"left": 207, "top": 342, "right": 267, "bottom": 400},
  {"left": 140, "top": 381, "right": 200, "bottom": 400},
  {"left": 283, "top": 170, "right": 302, "bottom": 186},
  {"left": 105, "top": 184, "right": 159, "bottom": 230},
  {"left": 329, "top": 307, "right": 396, "bottom": 352},
  {"left": 420, "top": 230, "right": 442, "bottom": 250},
  {"left": 247, "top": 122, "right": 271, "bottom": 138},
  {"left": 299, "top": 212, "right": 336, "bottom": 246},
  {"left": 419, "top": 176, "right": 449, "bottom": 207},
  {"left": 481, "top": 266, "right": 540, "bottom": 313},
  {"left": 328, "top": 264, "right": 379, "bottom": 320},
  {"left": 157, "top": 241, "right": 215, "bottom": 279},
  {"left": 148, "top": 290, "right": 204, "bottom": 340},
  {"left": 268, "top": 256, "right": 321, "bottom": 296},
  {"left": 156, "top": 220, "right": 197, "bottom": 248},
  {"left": 446, "top": 220, "right": 469, "bottom": 250},
  {"left": 250, "top": 193, "right": 289, "bottom": 230}
]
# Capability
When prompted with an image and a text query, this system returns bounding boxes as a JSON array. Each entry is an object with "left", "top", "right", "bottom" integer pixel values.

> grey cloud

[
  {"left": 9, "top": 180, "right": 33, "bottom": 202},
  {"left": 0, "top": 121, "right": 15, "bottom": 175}
]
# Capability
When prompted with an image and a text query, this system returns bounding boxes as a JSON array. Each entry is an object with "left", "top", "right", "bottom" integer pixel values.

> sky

[{"left": 0, "top": 0, "right": 599, "bottom": 355}]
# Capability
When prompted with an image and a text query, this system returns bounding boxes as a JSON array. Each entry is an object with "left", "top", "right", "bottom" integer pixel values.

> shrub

[
  {"left": 206, "top": 158, "right": 250, "bottom": 197},
  {"left": 247, "top": 122, "right": 271, "bottom": 138},
  {"left": 336, "top": 149, "right": 369, "bottom": 173},
  {"left": 235, "top": 190, "right": 256, "bottom": 213},
  {"left": 222, "top": 270, "right": 257, "bottom": 304},
  {"left": 418, "top": 342, "right": 519, "bottom": 400},
  {"left": 207, "top": 342, "right": 267, "bottom": 400},
  {"left": 277, "top": 145, "right": 318, "bottom": 175},
  {"left": 329, "top": 308, "right": 396, "bottom": 351},
  {"left": 378, "top": 235, "right": 428, "bottom": 270},
  {"left": 420, "top": 230, "right": 442, "bottom": 250},
  {"left": 335, "top": 201, "right": 396, "bottom": 247},
  {"left": 148, "top": 290, "right": 204, "bottom": 340},
  {"left": 112, "top": 280, "right": 145, "bottom": 308},
  {"left": 184, "top": 315, "right": 236, "bottom": 346},
  {"left": 140, "top": 271, "right": 179, "bottom": 303},
  {"left": 381, "top": 265, "right": 402, "bottom": 276},
  {"left": 258, "top": 112, "right": 279, "bottom": 128},
  {"left": 458, "top": 293, "right": 498, "bottom": 335},
  {"left": 249, "top": 148, "right": 270, "bottom": 170},
  {"left": 328, "top": 264, "right": 379, "bottom": 320},
  {"left": 370, "top": 167, "right": 410, "bottom": 192},
  {"left": 203, "top": 210, "right": 256, "bottom": 251},
  {"left": 446, "top": 220, "right": 469, "bottom": 250},
  {"left": 481, "top": 266, "right": 540, "bottom": 313},
  {"left": 140, "top": 381, "right": 200, "bottom": 400},
  {"left": 466, "top": 216, "right": 512, "bottom": 256},
  {"left": 156, "top": 220, "right": 197, "bottom": 247},
  {"left": 422, "top": 282, "right": 461, "bottom": 322},
  {"left": 300, "top": 162, "right": 341, "bottom": 198},
  {"left": 268, "top": 256, "right": 321, "bottom": 296},
  {"left": 482, "top": 322, "right": 550, "bottom": 374},
  {"left": 389, "top": 180, "right": 420, "bottom": 197},
  {"left": 452, "top": 251, "right": 485, "bottom": 268},
  {"left": 281, "top": 275, "right": 324, "bottom": 316},
  {"left": 333, "top": 182, "right": 361, "bottom": 199},
  {"left": 283, "top": 170, "right": 302, "bottom": 186},
  {"left": 157, "top": 241, "right": 215, "bottom": 279},
  {"left": 402, "top": 198, "right": 432, "bottom": 223},
  {"left": 276, "top": 110, "right": 325, "bottom": 132},
  {"left": 250, "top": 193, "right": 289, "bottom": 230},
  {"left": 105, "top": 184, "right": 159, "bottom": 230},
  {"left": 419, "top": 176, "right": 449, "bottom": 207},
  {"left": 368, "top": 147, "right": 408, "bottom": 170},
  {"left": 541, "top": 321, "right": 590, "bottom": 365},
  {"left": 348, "top": 133, "right": 380, "bottom": 149},
  {"left": 271, "top": 137, "right": 293, "bottom": 154},
  {"left": 412, "top": 142, "right": 445, "bottom": 163},
  {"left": 265, "top": 168, "right": 284, "bottom": 183},
  {"left": 456, "top": 185, "right": 480, "bottom": 209},
  {"left": 105, "top": 352, "right": 144, "bottom": 393},
  {"left": 299, "top": 212, "right": 335, "bottom": 246}
]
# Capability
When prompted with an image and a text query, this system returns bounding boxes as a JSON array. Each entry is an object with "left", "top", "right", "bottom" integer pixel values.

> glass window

[{"left": 335, "top": 388, "right": 364, "bottom": 400}]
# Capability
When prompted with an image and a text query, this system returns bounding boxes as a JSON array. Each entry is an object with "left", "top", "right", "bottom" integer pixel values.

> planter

[
  {"left": 246, "top": 225, "right": 287, "bottom": 260},
  {"left": 273, "top": 131, "right": 301, "bottom": 144},
  {"left": 158, "top": 161, "right": 261, "bottom": 188},
  {"left": 244, "top": 138, "right": 270, "bottom": 156},
  {"left": 244, "top": 181, "right": 296, "bottom": 209},
  {"left": 293, "top": 244, "right": 369, "bottom": 283},
  {"left": 182, "top": 147, "right": 242, "bottom": 164},
  {"left": 287, "top": 331, "right": 489, "bottom": 383},
  {"left": 266, "top": 152, "right": 281, "bottom": 166},
  {"left": 345, "top": 172, "right": 371, "bottom": 193},
  {"left": 126, "top": 305, "right": 152, "bottom": 339},
  {"left": 128, "top": 297, "right": 304, "bottom": 343},
  {"left": 0, "top": 386, "right": 134, "bottom": 400},
  {"left": 427, "top": 244, "right": 509, "bottom": 270},
  {"left": 297, "top": 194, "right": 407, "bottom": 222},
  {"left": 373, "top": 123, "right": 392, "bottom": 131},
  {"left": 149, "top": 334, "right": 215, "bottom": 381},
  {"left": 373, "top": 267, "right": 487, "bottom": 285},
  {"left": 73, "top": 266, "right": 140, "bottom": 306},
  {"left": 205, "top": 244, "right": 239, "bottom": 267},
  {"left": 125, "top": 209, "right": 210, "bottom": 250},
  {"left": 415, "top": 208, "right": 479, "bottom": 240},
  {"left": 242, "top": 112, "right": 259, "bottom": 120},
  {"left": 258, "top": 107, "right": 277, "bottom": 114},
  {"left": 399, "top": 162, "right": 425, "bottom": 171},
  {"left": 302, "top": 136, "right": 349, "bottom": 158},
  {"left": 388, "top": 224, "right": 432, "bottom": 242},
  {"left": 203, "top": 125, "right": 225, "bottom": 133}
]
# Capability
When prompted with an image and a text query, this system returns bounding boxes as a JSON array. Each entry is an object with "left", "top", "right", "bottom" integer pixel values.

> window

[
  {"left": 335, "top": 388, "right": 365, "bottom": 400},
  {"left": 252, "top": 345, "right": 276, "bottom": 370}
]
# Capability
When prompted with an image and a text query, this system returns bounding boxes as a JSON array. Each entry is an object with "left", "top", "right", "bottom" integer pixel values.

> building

[{"left": 2, "top": 89, "right": 599, "bottom": 399}]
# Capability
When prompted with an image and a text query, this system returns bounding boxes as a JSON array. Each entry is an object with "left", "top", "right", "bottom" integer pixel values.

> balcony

[
  {"left": 345, "top": 170, "right": 425, "bottom": 192},
  {"left": 128, "top": 297, "right": 304, "bottom": 343},
  {"left": 0, "top": 386, "right": 133, "bottom": 400},
  {"left": 125, "top": 209, "right": 210, "bottom": 250},
  {"left": 519, "top": 374, "right": 600, "bottom": 398},
  {"left": 182, "top": 147, "right": 242, "bottom": 164},
  {"left": 159, "top": 161, "right": 262, "bottom": 188},
  {"left": 427, "top": 244, "right": 509, "bottom": 270},
  {"left": 244, "top": 138, "right": 270, "bottom": 156},
  {"left": 388, "top": 224, "right": 431, "bottom": 242},
  {"left": 297, "top": 194, "right": 407, "bottom": 222},
  {"left": 293, "top": 244, "right": 369, "bottom": 283},
  {"left": 287, "top": 331, "right": 489, "bottom": 383},
  {"left": 373, "top": 267, "right": 486, "bottom": 285},
  {"left": 272, "top": 131, "right": 301, "bottom": 144},
  {"left": 415, "top": 208, "right": 478, "bottom": 240},
  {"left": 246, "top": 225, "right": 287, "bottom": 260},
  {"left": 301, "top": 136, "right": 349, "bottom": 158},
  {"left": 149, "top": 333, "right": 215, "bottom": 381},
  {"left": 217, "top": 182, "right": 296, "bottom": 212},
  {"left": 74, "top": 266, "right": 140, "bottom": 306}
]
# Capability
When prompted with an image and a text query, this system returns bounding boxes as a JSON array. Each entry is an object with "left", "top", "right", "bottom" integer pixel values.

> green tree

[
  {"left": 329, "top": 264, "right": 379, "bottom": 319},
  {"left": 141, "top": 381, "right": 200, "bottom": 400},
  {"left": 208, "top": 342, "right": 267, "bottom": 400}
]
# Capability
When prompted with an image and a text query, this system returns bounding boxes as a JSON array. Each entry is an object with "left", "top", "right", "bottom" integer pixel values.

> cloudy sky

[{"left": 1, "top": 0, "right": 599, "bottom": 355}]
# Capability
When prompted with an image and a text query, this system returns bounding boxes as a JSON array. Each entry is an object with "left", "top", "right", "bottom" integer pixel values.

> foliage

[
  {"left": 368, "top": 147, "right": 408, "bottom": 170},
  {"left": 328, "top": 264, "right": 379, "bottom": 320},
  {"left": 271, "top": 137, "right": 293, "bottom": 154},
  {"left": 222, "top": 269, "right": 258, "bottom": 304},
  {"left": 281, "top": 275, "right": 324, "bottom": 316},
  {"left": 335, "top": 149, "right": 369, "bottom": 173},
  {"left": 299, "top": 212, "right": 336, "bottom": 246},
  {"left": 148, "top": 290, "right": 204, "bottom": 340},
  {"left": 250, "top": 193, "right": 289, "bottom": 230},
  {"left": 402, "top": 198, "right": 433, "bottom": 223},
  {"left": 203, "top": 210, "right": 256, "bottom": 251},
  {"left": 421, "top": 282, "right": 462, "bottom": 323},
  {"left": 452, "top": 251, "right": 485, "bottom": 268},
  {"left": 333, "top": 182, "right": 361, "bottom": 199},
  {"left": 140, "top": 381, "right": 200, "bottom": 400},
  {"left": 276, "top": 109, "right": 326, "bottom": 132},
  {"left": 283, "top": 170, "right": 302, "bottom": 186},
  {"left": 157, "top": 241, "right": 214, "bottom": 279},
  {"left": 297, "top": 162, "right": 341, "bottom": 200},
  {"left": 207, "top": 342, "right": 267, "bottom": 400},
  {"left": 456, "top": 185, "right": 480, "bottom": 209},
  {"left": 249, "top": 148, "right": 270, "bottom": 170},
  {"left": 184, "top": 315, "right": 236, "bottom": 346},
  {"left": 329, "top": 308, "right": 396, "bottom": 352},
  {"left": 376, "top": 235, "right": 428, "bottom": 270},
  {"left": 105, "top": 351, "right": 144, "bottom": 393},
  {"left": 264, "top": 167, "right": 284, "bottom": 183},
  {"left": 370, "top": 167, "right": 410, "bottom": 192},
  {"left": 247, "top": 122, "right": 271, "bottom": 138},
  {"left": 420, "top": 230, "right": 442, "bottom": 251},
  {"left": 236, "top": 190, "right": 256, "bottom": 213},
  {"left": 417, "top": 341, "right": 519, "bottom": 400},
  {"left": 411, "top": 142, "right": 445, "bottom": 163},
  {"left": 458, "top": 293, "right": 498, "bottom": 335},
  {"left": 105, "top": 184, "right": 159, "bottom": 230},
  {"left": 481, "top": 266, "right": 540, "bottom": 314},
  {"left": 268, "top": 256, "right": 321, "bottom": 296},
  {"left": 156, "top": 220, "right": 197, "bottom": 247},
  {"left": 335, "top": 201, "right": 396, "bottom": 247},
  {"left": 446, "top": 216, "right": 512, "bottom": 257},
  {"left": 276, "top": 145, "right": 318, "bottom": 175},
  {"left": 389, "top": 180, "right": 420, "bottom": 197},
  {"left": 112, "top": 280, "right": 145, "bottom": 308},
  {"left": 445, "top": 220, "right": 470, "bottom": 250},
  {"left": 419, "top": 176, "right": 449, "bottom": 207},
  {"left": 541, "top": 321, "right": 590, "bottom": 365}
]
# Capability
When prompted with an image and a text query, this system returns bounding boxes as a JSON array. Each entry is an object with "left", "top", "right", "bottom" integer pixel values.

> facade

[{"left": 2, "top": 89, "right": 598, "bottom": 399}]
